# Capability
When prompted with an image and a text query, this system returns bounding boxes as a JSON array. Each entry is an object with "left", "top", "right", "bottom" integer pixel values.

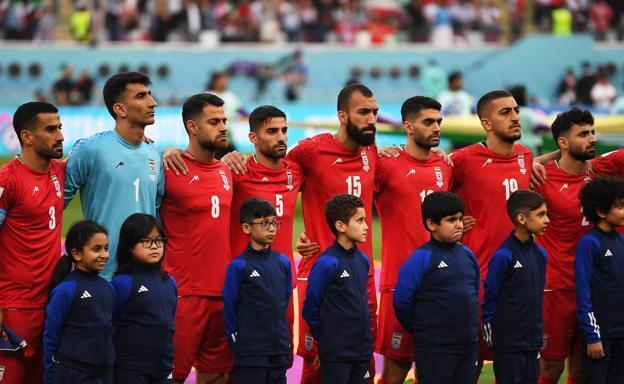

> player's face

[
  {"left": 341, "top": 92, "right": 378, "bottom": 146},
  {"left": 243, "top": 215, "right": 280, "bottom": 246},
  {"left": 482, "top": 97, "right": 521, "bottom": 143},
  {"left": 28, "top": 112, "right": 64, "bottom": 159},
  {"left": 428, "top": 212, "right": 464, "bottom": 244},
  {"left": 73, "top": 232, "right": 109, "bottom": 273},
  {"left": 342, "top": 207, "right": 368, "bottom": 243},
  {"left": 522, "top": 203, "right": 549, "bottom": 236},
  {"left": 561, "top": 124, "right": 596, "bottom": 161},
  {"left": 601, "top": 198, "right": 624, "bottom": 228},
  {"left": 250, "top": 117, "right": 288, "bottom": 159},
  {"left": 193, "top": 105, "right": 228, "bottom": 151},
  {"left": 119, "top": 83, "right": 157, "bottom": 126},
  {"left": 405, "top": 108, "right": 442, "bottom": 148},
  {"left": 132, "top": 227, "right": 165, "bottom": 265}
]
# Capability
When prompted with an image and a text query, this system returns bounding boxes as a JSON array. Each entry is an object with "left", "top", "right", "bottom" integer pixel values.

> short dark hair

[
  {"left": 337, "top": 83, "right": 373, "bottom": 112},
  {"left": 421, "top": 191, "right": 465, "bottom": 229},
  {"left": 325, "top": 194, "right": 365, "bottom": 236},
  {"left": 13, "top": 102, "right": 58, "bottom": 144},
  {"left": 580, "top": 176, "right": 624, "bottom": 224},
  {"left": 239, "top": 198, "right": 277, "bottom": 225},
  {"left": 103, "top": 72, "right": 152, "bottom": 119},
  {"left": 400, "top": 96, "right": 441, "bottom": 122},
  {"left": 181, "top": 93, "right": 224, "bottom": 127},
  {"left": 248, "top": 105, "right": 287, "bottom": 132},
  {"left": 551, "top": 107, "right": 594, "bottom": 141},
  {"left": 448, "top": 71, "right": 462, "bottom": 83},
  {"left": 476, "top": 90, "right": 513, "bottom": 118},
  {"left": 117, "top": 213, "right": 168, "bottom": 279},
  {"left": 506, "top": 189, "right": 545, "bottom": 224}
]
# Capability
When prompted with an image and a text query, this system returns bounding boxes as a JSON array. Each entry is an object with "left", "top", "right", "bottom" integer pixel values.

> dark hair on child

[
  {"left": 325, "top": 194, "right": 365, "bottom": 237},
  {"left": 506, "top": 189, "right": 546, "bottom": 224},
  {"left": 239, "top": 198, "right": 277, "bottom": 225},
  {"left": 50, "top": 220, "right": 109, "bottom": 291},
  {"left": 580, "top": 176, "right": 624, "bottom": 224},
  {"left": 421, "top": 191, "right": 465, "bottom": 230},
  {"left": 116, "top": 213, "right": 168, "bottom": 279}
]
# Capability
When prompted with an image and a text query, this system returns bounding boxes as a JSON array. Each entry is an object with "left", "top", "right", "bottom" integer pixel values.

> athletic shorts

[
  {"left": 541, "top": 289, "right": 583, "bottom": 360},
  {"left": 172, "top": 296, "right": 233, "bottom": 381},
  {"left": 0, "top": 309, "right": 45, "bottom": 384},
  {"left": 478, "top": 281, "right": 495, "bottom": 361},
  {"left": 375, "top": 290, "right": 414, "bottom": 362}
]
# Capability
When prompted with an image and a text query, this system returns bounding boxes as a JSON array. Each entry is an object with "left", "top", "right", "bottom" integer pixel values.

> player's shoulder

[
  {"left": 111, "top": 273, "right": 133, "bottom": 288},
  {"left": 139, "top": 141, "right": 162, "bottom": 157},
  {"left": 513, "top": 143, "right": 533, "bottom": 156},
  {"left": 0, "top": 158, "right": 20, "bottom": 183},
  {"left": 536, "top": 244, "right": 548, "bottom": 260},
  {"left": 492, "top": 246, "right": 513, "bottom": 262},
  {"left": 291, "top": 133, "right": 331, "bottom": 149},
  {"left": 69, "top": 131, "right": 111, "bottom": 156},
  {"left": 578, "top": 229, "right": 602, "bottom": 249},
  {"left": 276, "top": 252, "right": 291, "bottom": 268},
  {"left": 282, "top": 158, "right": 303, "bottom": 176}
]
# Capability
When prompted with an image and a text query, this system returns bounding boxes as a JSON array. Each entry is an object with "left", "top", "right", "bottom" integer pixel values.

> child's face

[
  {"left": 341, "top": 207, "right": 368, "bottom": 243},
  {"left": 132, "top": 227, "right": 165, "bottom": 265},
  {"left": 73, "top": 232, "right": 109, "bottom": 273},
  {"left": 428, "top": 212, "right": 464, "bottom": 244},
  {"left": 243, "top": 215, "right": 279, "bottom": 246},
  {"left": 601, "top": 198, "right": 624, "bottom": 228},
  {"left": 521, "top": 203, "right": 549, "bottom": 236}
]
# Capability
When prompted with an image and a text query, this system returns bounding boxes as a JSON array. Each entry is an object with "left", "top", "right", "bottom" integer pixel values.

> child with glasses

[
  {"left": 223, "top": 198, "right": 293, "bottom": 384},
  {"left": 111, "top": 213, "right": 177, "bottom": 384}
]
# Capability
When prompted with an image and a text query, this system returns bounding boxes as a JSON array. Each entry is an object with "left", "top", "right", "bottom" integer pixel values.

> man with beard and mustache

[
  {"left": 532, "top": 108, "right": 597, "bottom": 384},
  {"left": 0, "top": 102, "right": 65, "bottom": 384},
  {"left": 64, "top": 72, "right": 164, "bottom": 281},
  {"left": 449, "top": 90, "right": 533, "bottom": 381},
  {"left": 160, "top": 93, "right": 234, "bottom": 384}
]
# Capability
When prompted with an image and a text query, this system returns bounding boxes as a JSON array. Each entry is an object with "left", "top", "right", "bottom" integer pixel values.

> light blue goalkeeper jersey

[{"left": 64, "top": 130, "right": 165, "bottom": 280}]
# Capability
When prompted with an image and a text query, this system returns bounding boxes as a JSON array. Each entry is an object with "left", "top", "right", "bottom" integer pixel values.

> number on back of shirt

[
  {"left": 502, "top": 178, "right": 518, "bottom": 200},
  {"left": 346, "top": 176, "right": 361, "bottom": 197},
  {"left": 275, "top": 194, "right": 284, "bottom": 217}
]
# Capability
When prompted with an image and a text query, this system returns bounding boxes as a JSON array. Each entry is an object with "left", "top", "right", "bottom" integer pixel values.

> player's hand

[
  {"left": 378, "top": 145, "right": 400, "bottom": 158},
  {"left": 297, "top": 232, "right": 320, "bottom": 259},
  {"left": 143, "top": 135, "right": 155, "bottom": 144},
  {"left": 221, "top": 151, "right": 250, "bottom": 175},
  {"left": 312, "top": 353, "right": 320, "bottom": 369},
  {"left": 432, "top": 148, "right": 454, "bottom": 166},
  {"left": 587, "top": 341, "right": 605, "bottom": 359},
  {"left": 530, "top": 162, "right": 547, "bottom": 189},
  {"left": 462, "top": 215, "right": 476, "bottom": 233},
  {"left": 162, "top": 147, "right": 195, "bottom": 176}
]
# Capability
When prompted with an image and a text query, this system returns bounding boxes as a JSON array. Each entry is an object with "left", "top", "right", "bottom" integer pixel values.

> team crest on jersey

[
  {"left": 304, "top": 333, "right": 314, "bottom": 350},
  {"left": 391, "top": 332, "right": 403, "bottom": 349},
  {"left": 148, "top": 159, "right": 157, "bottom": 181},
  {"left": 286, "top": 169, "right": 294, "bottom": 191},
  {"left": 360, "top": 151, "right": 370, "bottom": 172},
  {"left": 434, "top": 166, "right": 444, "bottom": 188},
  {"left": 517, "top": 154, "right": 527, "bottom": 175},
  {"left": 51, "top": 175, "right": 62, "bottom": 198},
  {"left": 219, "top": 170, "right": 231, "bottom": 191}
]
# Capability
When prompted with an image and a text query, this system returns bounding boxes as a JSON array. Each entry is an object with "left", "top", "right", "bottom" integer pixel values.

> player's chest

[
  {"left": 16, "top": 173, "right": 63, "bottom": 218},
  {"left": 168, "top": 169, "right": 233, "bottom": 207},
  {"left": 463, "top": 157, "right": 530, "bottom": 197},
  {"left": 385, "top": 164, "right": 451, "bottom": 198},
  {"left": 100, "top": 152, "right": 160, "bottom": 184}
]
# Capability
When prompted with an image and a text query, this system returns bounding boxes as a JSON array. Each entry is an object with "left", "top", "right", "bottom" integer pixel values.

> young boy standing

[
  {"left": 393, "top": 191, "right": 479, "bottom": 384},
  {"left": 575, "top": 176, "right": 624, "bottom": 384},
  {"left": 222, "top": 198, "right": 293, "bottom": 384},
  {"left": 482, "top": 190, "right": 549, "bottom": 384},
  {"left": 302, "top": 194, "right": 373, "bottom": 384}
]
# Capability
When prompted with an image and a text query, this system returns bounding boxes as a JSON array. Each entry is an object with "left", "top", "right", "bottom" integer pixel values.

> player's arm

[
  {"left": 0, "top": 169, "right": 15, "bottom": 229},
  {"left": 155, "top": 159, "right": 165, "bottom": 216},
  {"left": 222, "top": 259, "right": 245, "bottom": 349},
  {"left": 574, "top": 235, "right": 604, "bottom": 358},
  {"left": 591, "top": 149, "right": 624, "bottom": 176},
  {"left": 301, "top": 256, "right": 338, "bottom": 340},
  {"left": 111, "top": 275, "right": 133, "bottom": 321},
  {"left": 393, "top": 250, "right": 430, "bottom": 334},
  {"left": 279, "top": 255, "right": 294, "bottom": 302},
  {"left": 482, "top": 249, "right": 512, "bottom": 347},
  {"left": 64, "top": 140, "right": 93, "bottom": 208},
  {"left": 44, "top": 281, "right": 76, "bottom": 384}
]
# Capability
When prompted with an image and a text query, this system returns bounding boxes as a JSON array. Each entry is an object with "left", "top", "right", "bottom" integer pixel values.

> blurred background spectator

[{"left": 437, "top": 71, "right": 473, "bottom": 115}]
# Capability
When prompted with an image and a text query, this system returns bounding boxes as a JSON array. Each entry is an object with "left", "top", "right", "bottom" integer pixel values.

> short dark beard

[
  {"left": 346, "top": 119, "right": 376, "bottom": 146},
  {"left": 198, "top": 137, "right": 226, "bottom": 152},
  {"left": 569, "top": 145, "right": 595, "bottom": 161}
]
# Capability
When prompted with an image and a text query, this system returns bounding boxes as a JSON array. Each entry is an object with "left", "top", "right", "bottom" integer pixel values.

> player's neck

[
  {"left": 597, "top": 220, "right": 615, "bottom": 233},
  {"left": 335, "top": 130, "right": 360, "bottom": 153},
  {"left": 254, "top": 152, "right": 283, "bottom": 170},
  {"left": 513, "top": 227, "right": 531, "bottom": 243},
  {"left": 405, "top": 141, "right": 431, "bottom": 161},
  {"left": 115, "top": 123, "right": 144, "bottom": 146},
  {"left": 249, "top": 239, "right": 270, "bottom": 251},
  {"left": 186, "top": 142, "right": 216, "bottom": 164},
  {"left": 557, "top": 154, "right": 588, "bottom": 175},
  {"left": 18, "top": 150, "right": 51, "bottom": 173},
  {"left": 485, "top": 136, "right": 515, "bottom": 156},
  {"left": 336, "top": 235, "right": 356, "bottom": 251}
]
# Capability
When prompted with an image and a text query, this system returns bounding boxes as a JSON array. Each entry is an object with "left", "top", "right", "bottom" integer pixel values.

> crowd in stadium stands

[
  {"left": 0, "top": 0, "right": 623, "bottom": 44},
  {"left": 557, "top": 61, "right": 623, "bottom": 111}
]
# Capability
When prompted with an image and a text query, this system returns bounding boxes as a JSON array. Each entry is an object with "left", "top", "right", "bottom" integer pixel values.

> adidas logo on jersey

[
  {"left": 605, "top": 249, "right": 613, "bottom": 257},
  {"left": 80, "top": 290, "right": 92, "bottom": 299},
  {"left": 405, "top": 169, "right": 416, "bottom": 177},
  {"left": 438, "top": 261, "right": 448, "bottom": 268},
  {"left": 514, "top": 261, "right": 523, "bottom": 269},
  {"left": 363, "top": 371, "right": 370, "bottom": 379},
  {"left": 188, "top": 175, "right": 199, "bottom": 184},
  {"left": 250, "top": 270, "right": 261, "bottom": 278},
  {"left": 332, "top": 158, "right": 343, "bottom": 166},
  {"left": 340, "top": 270, "right": 350, "bottom": 278},
  {"left": 138, "top": 285, "right": 149, "bottom": 293},
  {"left": 482, "top": 158, "right": 493, "bottom": 167}
]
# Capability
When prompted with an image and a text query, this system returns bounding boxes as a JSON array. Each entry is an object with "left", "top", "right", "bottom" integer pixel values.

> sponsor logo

[
  {"left": 438, "top": 261, "right": 448, "bottom": 268},
  {"left": 188, "top": 175, "right": 199, "bottom": 184},
  {"left": 138, "top": 285, "right": 149, "bottom": 293},
  {"left": 559, "top": 183, "right": 569, "bottom": 192},
  {"left": 115, "top": 161, "right": 124, "bottom": 169},
  {"left": 340, "top": 270, "right": 350, "bottom": 278},
  {"left": 32, "top": 186, "right": 40, "bottom": 196},
  {"left": 482, "top": 158, "right": 493, "bottom": 167},
  {"left": 332, "top": 158, "right": 343, "bottom": 166},
  {"left": 80, "top": 290, "right": 92, "bottom": 299},
  {"left": 514, "top": 261, "right": 523, "bottom": 269},
  {"left": 250, "top": 270, "right": 261, "bottom": 278},
  {"left": 405, "top": 169, "right": 416, "bottom": 177},
  {"left": 605, "top": 249, "right": 613, "bottom": 257}
]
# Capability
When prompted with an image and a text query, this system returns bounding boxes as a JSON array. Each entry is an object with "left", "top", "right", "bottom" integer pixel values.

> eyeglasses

[
  {"left": 247, "top": 220, "right": 281, "bottom": 230},
  {"left": 140, "top": 237, "right": 167, "bottom": 248}
]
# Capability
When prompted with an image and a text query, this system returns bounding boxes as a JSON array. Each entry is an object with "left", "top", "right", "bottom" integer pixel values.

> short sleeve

[{"left": 0, "top": 166, "right": 16, "bottom": 213}]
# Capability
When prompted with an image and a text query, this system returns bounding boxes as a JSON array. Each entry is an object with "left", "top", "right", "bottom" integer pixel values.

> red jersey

[
  {"left": 0, "top": 158, "right": 64, "bottom": 309},
  {"left": 230, "top": 156, "right": 303, "bottom": 286},
  {"left": 591, "top": 149, "right": 624, "bottom": 178},
  {"left": 161, "top": 158, "right": 233, "bottom": 296},
  {"left": 451, "top": 142, "right": 533, "bottom": 279},
  {"left": 287, "top": 133, "right": 377, "bottom": 276},
  {"left": 534, "top": 161, "right": 594, "bottom": 290},
  {"left": 374, "top": 149, "right": 453, "bottom": 291}
]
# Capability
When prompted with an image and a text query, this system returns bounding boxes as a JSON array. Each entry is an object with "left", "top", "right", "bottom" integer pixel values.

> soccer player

[
  {"left": 64, "top": 72, "right": 164, "bottom": 281},
  {"left": 160, "top": 93, "right": 234, "bottom": 384},
  {"left": 374, "top": 96, "right": 453, "bottom": 384},
  {"left": 532, "top": 108, "right": 597, "bottom": 384},
  {"left": 0, "top": 102, "right": 64, "bottom": 384},
  {"left": 450, "top": 90, "right": 533, "bottom": 374},
  {"left": 575, "top": 176, "right": 624, "bottom": 384}
]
